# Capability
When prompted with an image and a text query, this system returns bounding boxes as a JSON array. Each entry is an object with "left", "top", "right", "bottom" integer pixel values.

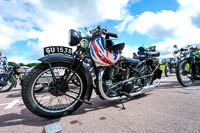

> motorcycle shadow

[
  {"left": 6, "top": 92, "right": 21, "bottom": 98},
  {"left": 0, "top": 94, "right": 148, "bottom": 127},
  {"left": 72, "top": 93, "right": 149, "bottom": 116},
  {"left": 157, "top": 80, "right": 184, "bottom": 89},
  {"left": 158, "top": 80, "right": 200, "bottom": 90},
  {"left": 0, "top": 108, "right": 60, "bottom": 128},
  {"left": 9, "top": 88, "right": 21, "bottom": 92}
]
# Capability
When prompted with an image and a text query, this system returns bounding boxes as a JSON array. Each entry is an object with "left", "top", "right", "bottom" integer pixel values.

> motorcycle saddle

[
  {"left": 147, "top": 51, "right": 160, "bottom": 57},
  {"left": 126, "top": 58, "right": 140, "bottom": 66},
  {"left": 108, "top": 43, "right": 125, "bottom": 53}
]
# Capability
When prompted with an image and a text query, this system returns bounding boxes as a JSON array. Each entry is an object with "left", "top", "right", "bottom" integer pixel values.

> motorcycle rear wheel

[
  {"left": 22, "top": 62, "right": 87, "bottom": 118},
  {"left": 0, "top": 76, "right": 15, "bottom": 93},
  {"left": 176, "top": 59, "right": 192, "bottom": 87}
]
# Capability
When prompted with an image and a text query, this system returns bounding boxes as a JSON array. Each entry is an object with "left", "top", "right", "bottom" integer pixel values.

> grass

[
  {"left": 160, "top": 62, "right": 190, "bottom": 73},
  {"left": 160, "top": 64, "right": 165, "bottom": 72},
  {"left": 184, "top": 62, "right": 190, "bottom": 72}
]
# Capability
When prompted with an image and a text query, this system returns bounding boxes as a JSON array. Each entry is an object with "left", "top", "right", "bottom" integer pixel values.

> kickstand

[{"left": 119, "top": 99, "right": 126, "bottom": 110}]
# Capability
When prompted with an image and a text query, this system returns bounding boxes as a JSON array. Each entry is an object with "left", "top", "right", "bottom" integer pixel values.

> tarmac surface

[{"left": 0, "top": 75, "right": 200, "bottom": 133}]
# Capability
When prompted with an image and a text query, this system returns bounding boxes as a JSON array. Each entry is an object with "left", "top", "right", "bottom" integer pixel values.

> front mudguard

[
  {"left": 38, "top": 54, "right": 93, "bottom": 101},
  {"left": 153, "top": 68, "right": 162, "bottom": 81}
]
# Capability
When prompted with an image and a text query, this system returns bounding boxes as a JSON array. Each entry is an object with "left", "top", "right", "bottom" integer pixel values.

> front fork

[
  {"left": 48, "top": 48, "right": 85, "bottom": 90},
  {"left": 46, "top": 48, "right": 94, "bottom": 105},
  {"left": 189, "top": 57, "right": 198, "bottom": 80}
]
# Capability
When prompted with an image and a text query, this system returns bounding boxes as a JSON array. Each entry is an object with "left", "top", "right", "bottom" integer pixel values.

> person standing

[
  {"left": 173, "top": 44, "right": 179, "bottom": 62},
  {"left": 133, "top": 52, "right": 139, "bottom": 59},
  {"left": 0, "top": 50, "right": 8, "bottom": 83}
]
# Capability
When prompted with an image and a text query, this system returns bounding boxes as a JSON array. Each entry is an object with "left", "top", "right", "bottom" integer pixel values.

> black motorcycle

[
  {"left": 164, "top": 58, "right": 176, "bottom": 77},
  {"left": 0, "top": 65, "right": 18, "bottom": 93},
  {"left": 176, "top": 47, "right": 200, "bottom": 87},
  {"left": 21, "top": 25, "right": 162, "bottom": 118}
]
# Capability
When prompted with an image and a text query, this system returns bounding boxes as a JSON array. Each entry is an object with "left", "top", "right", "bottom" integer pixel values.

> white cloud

[
  {"left": 116, "top": 0, "right": 200, "bottom": 57},
  {"left": 41, "top": 0, "right": 130, "bottom": 25},
  {"left": 115, "top": 15, "right": 134, "bottom": 32},
  {"left": 122, "top": 45, "right": 138, "bottom": 57},
  {"left": 178, "top": 0, "right": 200, "bottom": 12},
  {"left": 0, "top": 0, "right": 139, "bottom": 63}
]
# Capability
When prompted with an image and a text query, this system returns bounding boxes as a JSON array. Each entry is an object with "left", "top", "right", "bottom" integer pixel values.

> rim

[
  {"left": 179, "top": 60, "right": 192, "bottom": 85},
  {"left": 0, "top": 78, "right": 12, "bottom": 91},
  {"left": 166, "top": 65, "right": 171, "bottom": 76},
  {"left": 31, "top": 66, "right": 83, "bottom": 113}
]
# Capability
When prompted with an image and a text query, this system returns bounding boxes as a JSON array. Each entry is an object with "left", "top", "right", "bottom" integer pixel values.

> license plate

[{"left": 44, "top": 46, "right": 73, "bottom": 56}]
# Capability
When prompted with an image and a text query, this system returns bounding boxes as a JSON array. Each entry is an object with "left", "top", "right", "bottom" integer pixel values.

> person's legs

[
  {"left": 0, "top": 77, "right": 3, "bottom": 85},
  {"left": 0, "top": 69, "right": 5, "bottom": 82}
]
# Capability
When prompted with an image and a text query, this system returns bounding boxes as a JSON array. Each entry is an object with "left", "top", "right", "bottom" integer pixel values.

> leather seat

[
  {"left": 126, "top": 58, "right": 140, "bottom": 66},
  {"left": 108, "top": 43, "right": 125, "bottom": 52},
  {"left": 147, "top": 51, "right": 160, "bottom": 57}
]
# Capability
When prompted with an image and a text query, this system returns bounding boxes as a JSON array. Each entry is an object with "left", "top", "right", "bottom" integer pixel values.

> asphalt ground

[{"left": 0, "top": 75, "right": 200, "bottom": 133}]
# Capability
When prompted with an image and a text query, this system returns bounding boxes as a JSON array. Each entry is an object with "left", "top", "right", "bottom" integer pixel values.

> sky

[{"left": 1, "top": 0, "right": 200, "bottom": 63}]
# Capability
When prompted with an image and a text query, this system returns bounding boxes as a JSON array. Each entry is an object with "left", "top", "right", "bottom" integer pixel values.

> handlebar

[
  {"left": 89, "top": 28, "right": 99, "bottom": 34},
  {"left": 89, "top": 25, "right": 101, "bottom": 34},
  {"left": 180, "top": 48, "right": 188, "bottom": 51},
  {"left": 106, "top": 32, "right": 118, "bottom": 38},
  {"left": 89, "top": 25, "right": 118, "bottom": 38}
]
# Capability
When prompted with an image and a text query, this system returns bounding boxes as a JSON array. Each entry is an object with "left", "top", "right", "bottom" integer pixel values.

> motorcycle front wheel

[
  {"left": 0, "top": 76, "right": 15, "bottom": 93},
  {"left": 164, "top": 64, "right": 171, "bottom": 77},
  {"left": 22, "top": 62, "right": 87, "bottom": 118},
  {"left": 176, "top": 59, "right": 192, "bottom": 87}
]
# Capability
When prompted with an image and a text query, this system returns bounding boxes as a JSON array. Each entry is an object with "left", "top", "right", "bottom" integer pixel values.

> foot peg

[{"left": 119, "top": 91, "right": 131, "bottom": 98}]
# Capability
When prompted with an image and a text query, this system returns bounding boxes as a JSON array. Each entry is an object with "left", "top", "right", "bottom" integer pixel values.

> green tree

[
  {"left": 8, "top": 62, "right": 17, "bottom": 66},
  {"left": 27, "top": 63, "right": 39, "bottom": 67},
  {"left": 19, "top": 63, "right": 25, "bottom": 66}
]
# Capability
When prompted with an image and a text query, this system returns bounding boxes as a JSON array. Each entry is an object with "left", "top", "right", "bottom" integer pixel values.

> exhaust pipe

[
  {"left": 142, "top": 81, "right": 160, "bottom": 93},
  {"left": 98, "top": 68, "right": 160, "bottom": 101}
]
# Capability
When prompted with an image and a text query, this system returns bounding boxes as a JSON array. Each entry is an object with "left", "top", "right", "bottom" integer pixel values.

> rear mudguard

[
  {"left": 39, "top": 54, "right": 93, "bottom": 101},
  {"left": 178, "top": 57, "right": 190, "bottom": 63},
  {"left": 12, "top": 76, "right": 17, "bottom": 88}
]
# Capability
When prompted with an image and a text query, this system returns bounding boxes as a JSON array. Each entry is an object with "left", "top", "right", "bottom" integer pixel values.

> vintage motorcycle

[
  {"left": 164, "top": 48, "right": 189, "bottom": 77},
  {"left": 21, "top": 25, "right": 162, "bottom": 118},
  {"left": 176, "top": 46, "right": 200, "bottom": 87},
  {"left": 0, "top": 65, "right": 18, "bottom": 93},
  {"left": 164, "top": 58, "right": 176, "bottom": 77}
]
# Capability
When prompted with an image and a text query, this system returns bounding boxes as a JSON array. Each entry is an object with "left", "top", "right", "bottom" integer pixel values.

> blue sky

[{"left": 0, "top": 0, "right": 200, "bottom": 63}]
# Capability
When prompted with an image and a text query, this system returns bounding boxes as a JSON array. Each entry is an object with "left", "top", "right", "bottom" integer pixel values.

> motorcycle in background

[
  {"left": 164, "top": 48, "right": 189, "bottom": 77},
  {"left": 176, "top": 46, "right": 200, "bottom": 87},
  {"left": 164, "top": 58, "right": 176, "bottom": 77},
  {"left": 0, "top": 65, "right": 18, "bottom": 93},
  {"left": 21, "top": 25, "right": 162, "bottom": 118}
]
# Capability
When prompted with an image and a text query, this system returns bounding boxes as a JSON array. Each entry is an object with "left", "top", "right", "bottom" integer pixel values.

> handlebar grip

[
  {"left": 180, "top": 48, "right": 187, "bottom": 51},
  {"left": 106, "top": 32, "right": 118, "bottom": 38},
  {"left": 90, "top": 28, "right": 99, "bottom": 34}
]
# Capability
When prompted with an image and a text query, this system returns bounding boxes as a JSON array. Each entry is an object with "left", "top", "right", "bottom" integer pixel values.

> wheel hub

[{"left": 48, "top": 80, "right": 68, "bottom": 96}]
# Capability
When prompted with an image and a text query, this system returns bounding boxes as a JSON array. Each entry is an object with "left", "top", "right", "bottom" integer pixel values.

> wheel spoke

[{"left": 32, "top": 66, "right": 83, "bottom": 112}]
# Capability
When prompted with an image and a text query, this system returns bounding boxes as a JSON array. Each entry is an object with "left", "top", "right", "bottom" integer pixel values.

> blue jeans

[{"left": 0, "top": 77, "right": 3, "bottom": 82}]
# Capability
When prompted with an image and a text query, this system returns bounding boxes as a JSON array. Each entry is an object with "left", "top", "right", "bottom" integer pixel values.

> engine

[{"left": 103, "top": 60, "right": 135, "bottom": 94}]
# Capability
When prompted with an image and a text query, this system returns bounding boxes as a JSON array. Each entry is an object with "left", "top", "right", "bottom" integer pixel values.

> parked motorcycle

[
  {"left": 163, "top": 48, "right": 189, "bottom": 77},
  {"left": 0, "top": 65, "right": 18, "bottom": 93},
  {"left": 164, "top": 58, "right": 176, "bottom": 77},
  {"left": 21, "top": 25, "right": 162, "bottom": 118},
  {"left": 176, "top": 46, "right": 200, "bottom": 87}
]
